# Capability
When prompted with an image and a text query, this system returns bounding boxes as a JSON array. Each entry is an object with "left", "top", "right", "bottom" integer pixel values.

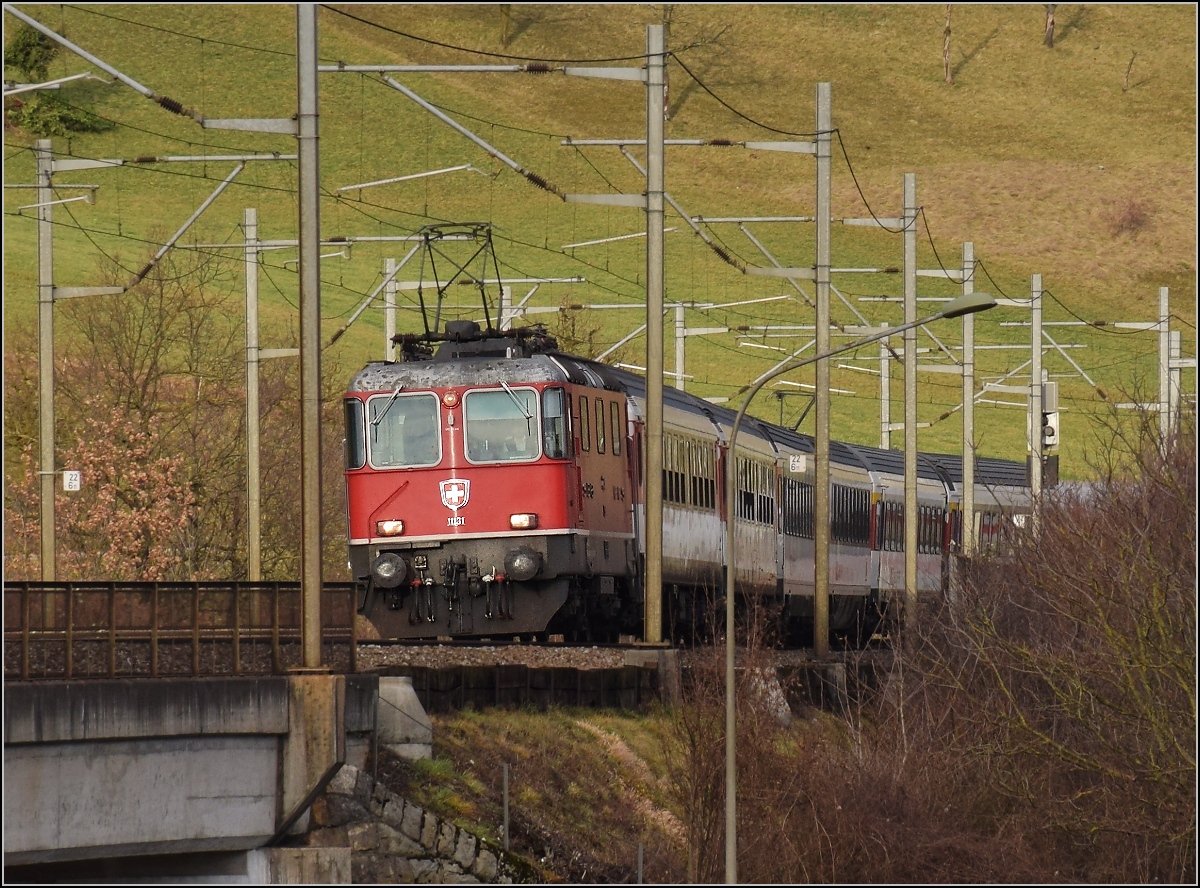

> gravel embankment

[
  {"left": 356, "top": 643, "right": 630, "bottom": 672},
  {"left": 355, "top": 643, "right": 829, "bottom": 672}
]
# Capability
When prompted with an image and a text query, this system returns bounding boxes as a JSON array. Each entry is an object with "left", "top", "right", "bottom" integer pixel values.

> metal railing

[{"left": 3, "top": 581, "right": 359, "bottom": 680}]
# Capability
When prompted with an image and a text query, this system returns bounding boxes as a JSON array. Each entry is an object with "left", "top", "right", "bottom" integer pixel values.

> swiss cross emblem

[{"left": 439, "top": 479, "right": 470, "bottom": 511}]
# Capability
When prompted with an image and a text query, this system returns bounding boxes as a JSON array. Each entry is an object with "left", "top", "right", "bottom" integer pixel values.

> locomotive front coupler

[{"left": 466, "top": 556, "right": 484, "bottom": 597}]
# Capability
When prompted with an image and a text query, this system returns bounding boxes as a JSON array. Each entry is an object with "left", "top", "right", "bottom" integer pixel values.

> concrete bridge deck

[{"left": 3, "top": 673, "right": 378, "bottom": 882}]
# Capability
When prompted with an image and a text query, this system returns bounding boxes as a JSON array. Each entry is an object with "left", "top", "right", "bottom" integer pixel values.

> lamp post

[{"left": 722, "top": 290, "right": 996, "bottom": 883}]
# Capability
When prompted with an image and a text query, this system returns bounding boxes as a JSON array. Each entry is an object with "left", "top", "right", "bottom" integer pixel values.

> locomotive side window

[
  {"left": 542, "top": 387, "right": 569, "bottom": 459},
  {"left": 464, "top": 388, "right": 540, "bottom": 463},
  {"left": 595, "top": 398, "right": 606, "bottom": 454},
  {"left": 344, "top": 398, "right": 366, "bottom": 470},
  {"left": 367, "top": 392, "right": 440, "bottom": 468},
  {"left": 578, "top": 396, "right": 590, "bottom": 452},
  {"left": 610, "top": 401, "right": 622, "bottom": 456}
]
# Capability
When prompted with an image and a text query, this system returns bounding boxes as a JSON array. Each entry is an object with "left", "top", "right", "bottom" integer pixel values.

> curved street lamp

[{"left": 722, "top": 290, "right": 997, "bottom": 883}]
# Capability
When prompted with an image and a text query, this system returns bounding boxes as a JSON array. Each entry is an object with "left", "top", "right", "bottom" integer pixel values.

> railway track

[{"left": 4, "top": 581, "right": 892, "bottom": 717}]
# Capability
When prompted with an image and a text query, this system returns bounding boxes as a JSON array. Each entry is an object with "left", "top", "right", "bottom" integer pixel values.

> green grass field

[{"left": 4, "top": 4, "right": 1195, "bottom": 478}]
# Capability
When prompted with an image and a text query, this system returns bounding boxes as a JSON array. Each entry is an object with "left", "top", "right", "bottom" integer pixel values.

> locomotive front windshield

[
  {"left": 367, "top": 392, "right": 440, "bottom": 468},
  {"left": 465, "top": 387, "right": 539, "bottom": 462}
]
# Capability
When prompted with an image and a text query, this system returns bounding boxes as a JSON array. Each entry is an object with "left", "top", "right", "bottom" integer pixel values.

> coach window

[
  {"left": 367, "top": 392, "right": 440, "bottom": 468},
  {"left": 782, "top": 477, "right": 813, "bottom": 537},
  {"left": 832, "top": 485, "right": 870, "bottom": 545},
  {"left": 664, "top": 433, "right": 686, "bottom": 505},
  {"left": 689, "top": 439, "right": 716, "bottom": 510},
  {"left": 736, "top": 457, "right": 774, "bottom": 524},
  {"left": 464, "top": 388, "right": 540, "bottom": 463},
  {"left": 595, "top": 398, "right": 606, "bottom": 454},
  {"left": 344, "top": 398, "right": 366, "bottom": 470},
  {"left": 542, "top": 387, "right": 569, "bottom": 458},
  {"left": 578, "top": 396, "right": 591, "bottom": 452}
]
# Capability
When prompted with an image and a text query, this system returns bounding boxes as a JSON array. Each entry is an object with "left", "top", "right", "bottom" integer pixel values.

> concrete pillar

[
  {"left": 279, "top": 675, "right": 347, "bottom": 838},
  {"left": 378, "top": 676, "right": 432, "bottom": 761}
]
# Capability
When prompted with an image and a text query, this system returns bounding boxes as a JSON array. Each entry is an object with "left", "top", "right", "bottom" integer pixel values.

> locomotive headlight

[
  {"left": 503, "top": 547, "right": 542, "bottom": 582},
  {"left": 509, "top": 513, "right": 539, "bottom": 530},
  {"left": 375, "top": 519, "right": 404, "bottom": 537},
  {"left": 371, "top": 552, "right": 407, "bottom": 589}
]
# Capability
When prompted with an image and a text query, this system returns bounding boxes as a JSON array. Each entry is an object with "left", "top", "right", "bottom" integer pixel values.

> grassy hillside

[{"left": 4, "top": 3, "right": 1196, "bottom": 477}]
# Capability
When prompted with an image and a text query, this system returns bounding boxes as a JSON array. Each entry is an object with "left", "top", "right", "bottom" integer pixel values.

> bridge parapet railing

[{"left": 3, "top": 582, "right": 358, "bottom": 680}]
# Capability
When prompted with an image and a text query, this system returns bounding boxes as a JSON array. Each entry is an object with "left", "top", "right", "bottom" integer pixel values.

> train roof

[
  {"left": 347, "top": 351, "right": 629, "bottom": 395},
  {"left": 349, "top": 331, "right": 1027, "bottom": 491},
  {"left": 920, "top": 452, "right": 1030, "bottom": 489},
  {"left": 616, "top": 361, "right": 1029, "bottom": 489}
]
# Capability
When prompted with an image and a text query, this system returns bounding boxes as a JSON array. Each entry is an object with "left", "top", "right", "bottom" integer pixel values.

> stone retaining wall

[{"left": 301, "top": 763, "right": 544, "bottom": 884}]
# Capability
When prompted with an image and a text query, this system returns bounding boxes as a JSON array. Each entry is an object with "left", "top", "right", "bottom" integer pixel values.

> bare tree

[
  {"left": 943, "top": 5, "right": 954, "bottom": 84},
  {"left": 4, "top": 243, "right": 350, "bottom": 582},
  {"left": 655, "top": 3, "right": 730, "bottom": 120},
  {"left": 1123, "top": 50, "right": 1138, "bottom": 92},
  {"left": 550, "top": 294, "right": 603, "bottom": 359},
  {"left": 499, "top": 4, "right": 512, "bottom": 48},
  {"left": 662, "top": 4, "right": 674, "bottom": 121}
]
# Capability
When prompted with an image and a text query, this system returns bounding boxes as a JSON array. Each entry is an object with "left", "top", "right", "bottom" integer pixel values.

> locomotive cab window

[
  {"left": 367, "top": 392, "right": 440, "bottom": 468},
  {"left": 464, "top": 387, "right": 540, "bottom": 463},
  {"left": 542, "top": 387, "right": 569, "bottom": 459},
  {"left": 344, "top": 398, "right": 366, "bottom": 470}
]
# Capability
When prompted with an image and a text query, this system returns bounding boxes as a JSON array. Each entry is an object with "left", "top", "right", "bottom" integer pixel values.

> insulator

[
  {"left": 523, "top": 170, "right": 552, "bottom": 192},
  {"left": 131, "top": 156, "right": 158, "bottom": 164},
  {"left": 707, "top": 139, "right": 735, "bottom": 146},
  {"left": 525, "top": 63, "right": 552, "bottom": 74},
  {"left": 155, "top": 96, "right": 186, "bottom": 116},
  {"left": 711, "top": 244, "right": 744, "bottom": 271}
]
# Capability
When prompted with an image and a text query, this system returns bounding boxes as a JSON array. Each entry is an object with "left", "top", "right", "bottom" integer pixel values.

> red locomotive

[{"left": 345, "top": 320, "right": 641, "bottom": 640}]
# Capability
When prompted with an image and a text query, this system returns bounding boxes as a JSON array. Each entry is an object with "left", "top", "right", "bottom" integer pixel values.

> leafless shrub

[{"left": 1108, "top": 197, "right": 1151, "bottom": 237}]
